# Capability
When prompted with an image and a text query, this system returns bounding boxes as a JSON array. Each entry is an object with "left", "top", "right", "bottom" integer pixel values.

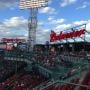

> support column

[{"left": 28, "top": 8, "right": 38, "bottom": 51}]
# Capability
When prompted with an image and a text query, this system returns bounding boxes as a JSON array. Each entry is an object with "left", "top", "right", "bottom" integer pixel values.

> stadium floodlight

[
  {"left": 19, "top": 0, "right": 48, "bottom": 51},
  {"left": 20, "top": 0, "right": 48, "bottom": 9}
]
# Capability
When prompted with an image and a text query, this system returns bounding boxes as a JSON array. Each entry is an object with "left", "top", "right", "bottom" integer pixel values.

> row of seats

[
  {"left": 78, "top": 72, "right": 90, "bottom": 90},
  {"left": 0, "top": 59, "right": 27, "bottom": 83},
  {"left": 12, "top": 71, "right": 47, "bottom": 90},
  {"left": 46, "top": 74, "right": 90, "bottom": 90},
  {"left": 0, "top": 71, "right": 48, "bottom": 90},
  {"left": 0, "top": 74, "right": 19, "bottom": 90},
  {"left": 31, "top": 52, "right": 58, "bottom": 69}
]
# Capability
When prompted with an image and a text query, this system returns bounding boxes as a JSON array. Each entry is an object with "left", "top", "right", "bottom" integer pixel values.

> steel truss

[{"left": 28, "top": 8, "right": 38, "bottom": 51}]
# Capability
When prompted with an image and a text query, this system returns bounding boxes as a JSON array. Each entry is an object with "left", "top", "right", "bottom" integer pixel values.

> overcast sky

[{"left": 0, "top": 0, "right": 90, "bottom": 44}]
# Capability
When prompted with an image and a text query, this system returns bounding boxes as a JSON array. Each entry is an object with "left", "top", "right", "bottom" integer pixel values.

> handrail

[
  {"left": 40, "top": 70, "right": 88, "bottom": 90},
  {"left": 41, "top": 80, "right": 89, "bottom": 90},
  {"left": 33, "top": 79, "right": 52, "bottom": 90}
]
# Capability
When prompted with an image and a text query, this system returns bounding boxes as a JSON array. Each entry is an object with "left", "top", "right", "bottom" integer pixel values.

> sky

[{"left": 0, "top": 0, "right": 90, "bottom": 44}]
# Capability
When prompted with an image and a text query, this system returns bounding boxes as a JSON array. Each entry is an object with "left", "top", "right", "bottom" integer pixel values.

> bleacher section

[
  {"left": 0, "top": 49, "right": 89, "bottom": 90},
  {"left": 0, "top": 59, "right": 27, "bottom": 83}
]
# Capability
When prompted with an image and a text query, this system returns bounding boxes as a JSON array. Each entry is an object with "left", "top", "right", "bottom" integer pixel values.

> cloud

[
  {"left": 0, "top": 29, "right": 26, "bottom": 39},
  {"left": 38, "top": 21, "right": 44, "bottom": 26},
  {"left": 0, "top": 16, "right": 49, "bottom": 44},
  {"left": 77, "top": 1, "right": 90, "bottom": 9},
  {"left": 51, "top": 21, "right": 90, "bottom": 43},
  {"left": 39, "top": 7, "right": 56, "bottom": 14},
  {"left": 55, "top": 24, "right": 72, "bottom": 32},
  {"left": 0, "top": 0, "right": 18, "bottom": 9},
  {"left": 0, "top": 17, "right": 90, "bottom": 44},
  {"left": 86, "top": 23, "right": 90, "bottom": 31},
  {"left": 55, "top": 20, "right": 90, "bottom": 31},
  {"left": 49, "top": 18, "right": 65, "bottom": 25},
  {"left": 36, "top": 28, "right": 50, "bottom": 44},
  {"left": 48, "top": 16, "right": 66, "bottom": 25},
  {"left": 3, "top": 17, "right": 27, "bottom": 28},
  {"left": 73, "top": 20, "right": 90, "bottom": 25},
  {"left": 0, "top": 16, "right": 27, "bottom": 38},
  {"left": 60, "top": 0, "right": 77, "bottom": 7},
  {"left": 36, "top": 21, "right": 90, "bottom": 44},
  {"left": 48, "top": 16, "right": 54, "bottom": 21}
]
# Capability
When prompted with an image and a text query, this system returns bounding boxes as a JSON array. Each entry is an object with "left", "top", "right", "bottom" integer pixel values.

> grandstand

[
  {"left": 0, "top": 23, "right": 90, "bottom": 90},
  {"left": 0, "top": 0, "right": 90, "bottom": 89},
  {"left": 0, "top": 40, "right": 90, "bottom": 90}
]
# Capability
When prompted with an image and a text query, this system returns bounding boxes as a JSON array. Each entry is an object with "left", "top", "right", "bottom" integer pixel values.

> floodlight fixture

[
  {"left": 19, "top": 0, "right": 48, "bottom": 51},
  {"left": 20, "top": 0, "right": 48, "bottom": 9}
]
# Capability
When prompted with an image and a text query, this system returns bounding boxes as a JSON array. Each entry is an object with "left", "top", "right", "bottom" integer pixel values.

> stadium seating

[
  {"left": 45, "top": 77, "right": 89, "bottom": 90},
  {"left": 0, "top": 48, "right": 89, "bottom": 90},
  {"left": 10, "top": 71, "right": 48, "bottom": 90},
  {"left": 78, "top": 72, "right": 90, "bottom": 90},
  {"left": 0, "top": 59, "right": 27, "bottom": 83}
]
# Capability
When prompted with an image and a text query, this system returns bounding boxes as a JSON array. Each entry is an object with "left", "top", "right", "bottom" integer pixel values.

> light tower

[{"left": 20, "top": 0, "right": 48, "bottom": 51}]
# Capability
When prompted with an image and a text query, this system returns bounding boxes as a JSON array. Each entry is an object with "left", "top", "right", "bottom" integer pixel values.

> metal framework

[{"left": 20, "top": 0, "right": 48, "bottom": 51}]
